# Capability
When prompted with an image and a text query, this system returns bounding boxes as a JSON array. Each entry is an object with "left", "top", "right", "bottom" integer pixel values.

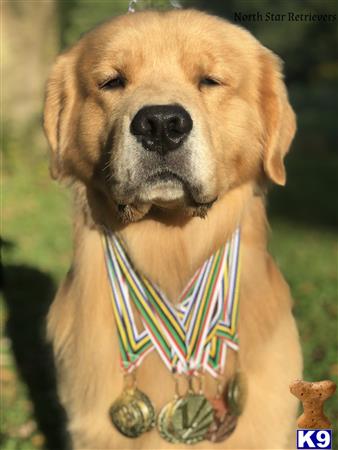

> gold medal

[
  {"left": 109, "top": 387, "right": 155, "bottom": 438},
  {"left": 169, "top": 392, "right": 214, "bottom": 444},
  {"left": 157, "top": 375, "right": 214, "bottom": 444},
  {"left": 226, "top": 372, "right": 247, "bottom": 416},
  {"left": 157, "top": 374, "right": 182, "bottom": 444},
  {"left": 157, "top": 401, "right": 180, "bottom": 443}
]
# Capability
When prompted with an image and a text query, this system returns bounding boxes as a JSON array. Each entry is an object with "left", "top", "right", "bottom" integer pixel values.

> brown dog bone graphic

[{"left": 290, "top": 380, "right": 336, "bottom": 429}]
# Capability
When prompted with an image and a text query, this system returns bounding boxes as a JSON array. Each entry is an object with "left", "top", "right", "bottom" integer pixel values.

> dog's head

[{"left": 44, "top": 9, "right": 296, "bottom": 223}]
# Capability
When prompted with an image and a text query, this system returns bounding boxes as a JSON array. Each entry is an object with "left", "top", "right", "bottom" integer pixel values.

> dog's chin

[
  {"left": 138, "top": 180, "right": 187, "bottom": 209},
  {"left": 116, "top": 180, "right": 217, "bottom": 224}
]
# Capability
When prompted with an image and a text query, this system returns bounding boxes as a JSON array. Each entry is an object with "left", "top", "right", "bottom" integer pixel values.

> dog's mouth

[
  {"left": 143, "top": 169, "right": 187, "bottom": 207},
  {"left": 140, "top": 169, "right": 214, "bottom": 208},
  {"left": 146, "top": 169, "right": 185, "bottom": 186},
  {"left": 114, "top": 169, "right": 217, "bottom": 223}
]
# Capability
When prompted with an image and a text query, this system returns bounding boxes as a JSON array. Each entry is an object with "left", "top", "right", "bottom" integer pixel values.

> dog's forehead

[{"left": 83, "top": 10, "right": 257, "bottom": 73}]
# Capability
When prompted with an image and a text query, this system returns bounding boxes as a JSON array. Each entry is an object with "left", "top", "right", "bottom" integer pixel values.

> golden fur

[{"left": 44, "top": 9, "right": 302, "bottom": 449}]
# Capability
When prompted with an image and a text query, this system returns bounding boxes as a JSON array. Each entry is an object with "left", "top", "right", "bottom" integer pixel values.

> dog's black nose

[{"left": 130, "top": 104, "right": 193, "bottom": 154}]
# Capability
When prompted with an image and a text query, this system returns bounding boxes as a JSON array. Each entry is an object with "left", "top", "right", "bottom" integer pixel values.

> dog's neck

[{"left": 74, "top": 182, "right": 266, "bottom": 303}]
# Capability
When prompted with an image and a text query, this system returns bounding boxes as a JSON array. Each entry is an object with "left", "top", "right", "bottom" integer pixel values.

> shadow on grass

[{"left": 2, "top": 255, "right": 70, "bottom": 450}]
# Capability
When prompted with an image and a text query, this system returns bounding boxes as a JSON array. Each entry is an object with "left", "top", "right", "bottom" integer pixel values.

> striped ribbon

[{"left": 102, "top": 228, "right": 241, "bottom": 377}]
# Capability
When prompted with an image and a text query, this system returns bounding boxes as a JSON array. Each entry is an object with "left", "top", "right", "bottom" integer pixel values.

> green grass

[
  {"left": 269, "top": 220, "right": 338, "bottom": 441},
  {"left": 2, "top": 149, "right": 337, "bottom": 450}
]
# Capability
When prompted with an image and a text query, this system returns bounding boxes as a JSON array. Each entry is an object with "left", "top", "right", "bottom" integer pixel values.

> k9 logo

[{"left": 297, "top": 429, "right": 332, "bottom": 449}]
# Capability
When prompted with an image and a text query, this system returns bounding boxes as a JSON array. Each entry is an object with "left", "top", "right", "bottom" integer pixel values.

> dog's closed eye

[
  {"left": 199, "top": 76, "right": 221, "bottom": 87},
  {"left": 99, "top": 75, "right": 126, "bottom": 90}
]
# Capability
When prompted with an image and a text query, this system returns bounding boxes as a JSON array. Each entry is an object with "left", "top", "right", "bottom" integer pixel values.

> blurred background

[{"left": 2, "top": 0, "right": 337, "bottom": 449}]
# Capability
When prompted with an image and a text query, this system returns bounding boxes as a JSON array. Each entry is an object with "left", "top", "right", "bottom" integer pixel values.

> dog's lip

[
  {"left": 144, "top": 169, "right": 218, "bottom": 207},
  {"left": 145, "top": 169, "right": 186, "bottom": 186},
  {"left": 111, "top": 170, "right": 217, "bottom": 209},
  {"left": 190, "top": 196, "right": 218, "bottom": 208}
]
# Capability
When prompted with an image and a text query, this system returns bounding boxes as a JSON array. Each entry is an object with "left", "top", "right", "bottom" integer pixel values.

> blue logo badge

[{"left": 297, "top": 429, "right": 332, "bottom": 449}]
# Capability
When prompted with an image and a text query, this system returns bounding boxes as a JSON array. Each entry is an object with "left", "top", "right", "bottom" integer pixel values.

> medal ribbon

[
  {"left": 103, "top": 228, "right": 241, "bottom": 377},
  {"left": 104, "top": 235, "right": 153, "bottom": 372}
]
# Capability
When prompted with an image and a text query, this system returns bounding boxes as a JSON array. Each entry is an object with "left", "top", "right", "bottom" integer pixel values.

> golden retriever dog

[{"left": 44, "top": 9, "right": 302, "bottom": 449}]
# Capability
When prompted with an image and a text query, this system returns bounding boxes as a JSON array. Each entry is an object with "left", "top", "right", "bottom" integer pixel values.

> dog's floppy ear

[
  {"left": 43, "top": 51, "right": 77, "bottom": 180},
  {"left": 259, "top": 49, "right": 296, "bottom": 186}
]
